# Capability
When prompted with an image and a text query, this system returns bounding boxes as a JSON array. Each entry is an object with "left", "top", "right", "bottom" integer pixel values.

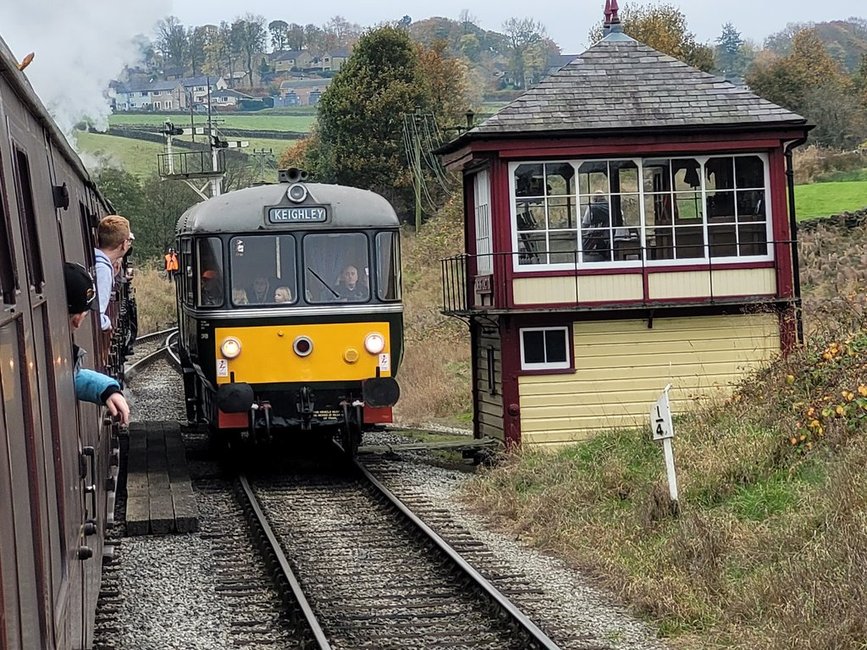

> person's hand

[{"left": 105, "top": 393, "right": 130, "bottom": 425}]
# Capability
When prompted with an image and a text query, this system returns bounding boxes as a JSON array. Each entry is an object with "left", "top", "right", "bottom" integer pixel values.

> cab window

[
  {"left": 376, "top": 231, "right": 401, "bottom": 302},
  {"left": 196, "top": 237, "right": 223, "bottom": 307},
  {"left": 303, "top": 233, "right": 370, "bottom": 304},
  {"left": 229, "top": 235, "right": 297, "bottom": 306}
]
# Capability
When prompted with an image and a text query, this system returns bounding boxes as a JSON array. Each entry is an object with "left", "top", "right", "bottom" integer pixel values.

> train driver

[{"left": 334, "top": 265, "right": 368, "bottom": 301}]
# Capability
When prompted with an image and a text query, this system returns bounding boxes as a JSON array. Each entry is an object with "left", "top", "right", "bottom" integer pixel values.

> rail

[
  {"left": 236, "top": 475, "right": 332, "bottom": 649},
  {"left": 354, "top": 458, "right": 562, "bottom": 649},
  {"left": 124, "top": 328, "right": 180, "bottom": 382},
  {"left": 239, "top": 459, "right": 562, "bottom": 649}
]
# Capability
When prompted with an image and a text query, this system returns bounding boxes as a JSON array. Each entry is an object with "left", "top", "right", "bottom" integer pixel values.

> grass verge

[
  {"left": 108, "top": 112, "right": 315, "bottom": 132},
  {"left": 462, "top": 220, "right": 867, "bottom": 647},
  {"left": 794, "top": 179, "right": 867, "bottom": 219}
]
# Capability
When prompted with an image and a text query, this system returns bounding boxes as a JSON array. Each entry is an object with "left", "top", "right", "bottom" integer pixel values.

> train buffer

[{"left": 125, "top": 421, "right": 199, "bottom": 536}]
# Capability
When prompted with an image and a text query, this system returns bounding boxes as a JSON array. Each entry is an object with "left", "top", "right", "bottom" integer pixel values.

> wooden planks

[{"left": 125, "top": 422, "right": 199, "bottom": 536}]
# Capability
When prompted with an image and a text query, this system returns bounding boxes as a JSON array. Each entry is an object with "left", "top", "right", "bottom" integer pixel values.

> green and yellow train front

[{"left": 175, "top": 181, "right": 403, "bottom": 434}]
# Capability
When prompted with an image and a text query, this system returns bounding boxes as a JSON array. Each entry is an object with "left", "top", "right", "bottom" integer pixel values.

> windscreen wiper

[{"left": 307, "top": 267, "right": 340, "bottom": 298}]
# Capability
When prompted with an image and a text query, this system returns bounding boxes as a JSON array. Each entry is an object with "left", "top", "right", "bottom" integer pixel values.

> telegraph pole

[{"left": 413, "top": 108, "right": 422, "bottom": 232}]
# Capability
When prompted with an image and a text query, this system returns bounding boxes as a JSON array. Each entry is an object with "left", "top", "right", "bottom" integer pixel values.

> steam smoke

[{"left": 0, "top": 0, "right": 171, "bottom": 142}]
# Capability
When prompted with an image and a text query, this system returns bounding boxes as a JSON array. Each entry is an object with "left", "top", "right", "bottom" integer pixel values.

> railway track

[
  {"left": 236, "top": 456, "right": 564, "bottom": 650},
  {"left": 124, "top": 327, "right": 180, "bottom": 381}
]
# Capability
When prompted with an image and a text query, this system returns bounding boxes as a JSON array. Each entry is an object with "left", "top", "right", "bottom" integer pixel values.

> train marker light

[
  {"left": 344, "top": 348, "right": 359, "bottom": 363},
  {"left": 220, "top": 337, "right": 242, "bottom": 359},
  {"left": 293, "top": 336, "right": 313, "bottom": 357},
  {"left": 364, "top": 333, "right": 385, "bottom": 354}
]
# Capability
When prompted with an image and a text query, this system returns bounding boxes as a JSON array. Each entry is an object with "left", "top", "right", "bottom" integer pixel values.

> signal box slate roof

[
  {"left": 176, "top": 183, "right": 399, "bottom": 235},
  {"left": 440, "top": 34, "right": 807, "bottom": 153}
]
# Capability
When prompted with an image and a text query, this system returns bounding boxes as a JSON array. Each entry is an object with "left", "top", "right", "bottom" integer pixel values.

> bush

[{"left": 132, "top": 266, "right": 176, "bottom": 334}]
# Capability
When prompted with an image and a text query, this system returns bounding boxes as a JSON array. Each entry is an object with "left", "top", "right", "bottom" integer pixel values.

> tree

[
  {"left": 715, "top": 22, "right": 745, "bottom": 77},
  {"left": 502, "top": 17, "right": 547, "bottom": 89},
  {"left": 588, "top": 4, "right": 715, "bottom": 72},
  {"left": 204, "top": 21, "right": 239, "bottom": 80},
  {"left": 155, "top": 16, "right": 188, "bottom": 72},
  {"left": 286, "top": 23, "right": 305, "bottom": 51},
  {"left": 269, "top": 20, "right": 289, "bottom": 51},
  {"left": 188, "top": 26, "right": 211, "bottom": 76},
  {"left": 306, "top": 26, "right": 470, "bottom": 220},
  {"left": 304, "top": 24, "right": 326, "bottom": 55},
  {"left": 323, "top": 16, "right": 361, "bottom": 51},
  {"left": 232, "top": 15, "right": 267, "bottom": 88},
  {"left": 746, "top": 29, "right": 863, "bottom": 147}
]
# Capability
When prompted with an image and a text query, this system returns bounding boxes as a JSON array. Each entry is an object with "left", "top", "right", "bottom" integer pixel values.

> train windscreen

[
  {"left": 303, "top": 233, "right": 370, "bottom": 304},
  {"left": 229, "top": 235, "right": 297, "bottom": 306}
]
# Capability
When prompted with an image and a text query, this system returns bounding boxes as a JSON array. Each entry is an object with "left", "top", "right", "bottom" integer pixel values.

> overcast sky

[{"left": 172, "top": 0, "right": 862, "bottom": 53}]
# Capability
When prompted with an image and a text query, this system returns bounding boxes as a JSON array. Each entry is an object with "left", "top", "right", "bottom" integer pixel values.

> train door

[
  {"left": 75, "top": 188, "right": 106, "bottom": 650},
  {"left": 0, "top": 141, "right": 50, "bottom": 647},
  {"left": 0, "top": 142, "right": 26, "bottom": 650}
]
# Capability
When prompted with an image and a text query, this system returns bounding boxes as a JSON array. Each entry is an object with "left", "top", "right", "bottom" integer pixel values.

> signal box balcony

[
  {"left": 158, "top": 150, "right": 225, "bottom": 180},
  {"left": 440, "top": 241, "right": 795, "bottom": 317}
]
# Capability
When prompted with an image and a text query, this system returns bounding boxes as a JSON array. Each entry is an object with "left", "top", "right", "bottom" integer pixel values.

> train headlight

[
  {"left": 293, "top": 336, "right": 313, "bottom": 357},
  {"left": 364, "top": 332, "right": 385, "bottom": 354},
  {"left": 220, "top": 337, "right": 242, "bottom": 359}
]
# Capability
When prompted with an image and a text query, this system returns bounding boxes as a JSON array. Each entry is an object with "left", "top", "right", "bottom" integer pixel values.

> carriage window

[
  {"left": 229, "top": 235, "right": 297, "bottom": 306},
  {"left": 303, "top": 233, "right": 370, "bottom": 303},
  {"left": 0, "top": 153, "right": 17, "bottom": 303},
  {"left": 12, "top": 148, "right": 44, "bottom": 291},
  {"left": 376, "top": 231, "right": 401, "bottom": 302},
  {"left": 196, "top": 237, "right": 223, "bottom": 307}
]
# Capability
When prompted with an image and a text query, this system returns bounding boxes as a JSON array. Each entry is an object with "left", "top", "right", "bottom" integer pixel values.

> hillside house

[
  {"left": 271, "top": 50, "right": 314, "bottom": 73},
  {"left": 279, "top": 78, "right": 331, "bottom": 105},
  {"left": 437, "top": 4, "right": 810, "bottom": 448},
  {"left": 210, "top": 88, "right": 253, "bottom": 108},
  {"left": 114, "top": 76, "right": 227, "bottom": 111}
]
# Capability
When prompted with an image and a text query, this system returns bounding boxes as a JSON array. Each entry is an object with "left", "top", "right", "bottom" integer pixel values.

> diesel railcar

[
  {"left": 176, "top": 169, "right": 403, "bottom": 454},
  {"left": 0, "top": 35, "right": 133, "bottom": 649}
]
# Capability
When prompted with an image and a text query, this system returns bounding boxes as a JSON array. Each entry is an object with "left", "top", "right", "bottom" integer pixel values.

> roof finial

[
  {"left": 609, "top": 0, "right": 620, "bottom": 25},
  {"left": 604, "top": 0, "right": 612, "bottom": 25}
]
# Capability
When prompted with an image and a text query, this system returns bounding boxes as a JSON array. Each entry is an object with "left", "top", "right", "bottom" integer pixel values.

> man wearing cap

[
  {"left": 64, "top": 262, "right": 130, "bottom": 424},
  {"left": 95, "top": 215, "right": 132, "bottom": 331}
]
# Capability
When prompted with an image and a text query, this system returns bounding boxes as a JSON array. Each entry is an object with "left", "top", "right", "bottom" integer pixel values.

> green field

[
  {"left": 75, "top": 130, "right": 295, "bottom": 179},
  {"left": 794, "top": 179, "right": 867, "bottom": 219},
  {"left": 108, "top": 112, "right": 315, "bottom": 132}
]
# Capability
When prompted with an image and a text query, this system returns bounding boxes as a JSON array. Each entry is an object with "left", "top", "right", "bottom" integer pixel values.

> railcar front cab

[{"left": 176, "top": 172, "right": 403, "bottom": 450}]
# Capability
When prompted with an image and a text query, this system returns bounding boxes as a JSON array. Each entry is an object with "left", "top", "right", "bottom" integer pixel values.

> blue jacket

[{"left": 74, "top": 344, "right": 121, "bottom": 405}]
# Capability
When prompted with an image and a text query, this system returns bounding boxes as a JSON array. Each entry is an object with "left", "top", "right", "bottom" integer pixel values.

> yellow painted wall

[
  {"left": 518, "top": 313, "right": 780, "bottom": 447},
  {"left": 513, "top": 274, "right": 643, "bottom": 305}
]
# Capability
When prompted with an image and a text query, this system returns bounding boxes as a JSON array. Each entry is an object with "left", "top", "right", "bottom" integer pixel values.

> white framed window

[
  {"left": 474, "top": 170, "right": 492, "bottom": 274},
  {"left": 509, "top": 154, "right": 772, "bottom": 271},
  {"left": 520, "top": 327, "right": 570, "bottom": 370}
]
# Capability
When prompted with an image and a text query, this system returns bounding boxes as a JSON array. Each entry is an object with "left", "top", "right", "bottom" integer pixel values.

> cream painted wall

[
  {"left": 518, "top": 313, "right": 780, "bottom": 447},
  {"left": 513, "top": 268, "right": 775, "bottom": 305},
  {"left": 513, "top": 274, "right": 643, "bottom": 305}
]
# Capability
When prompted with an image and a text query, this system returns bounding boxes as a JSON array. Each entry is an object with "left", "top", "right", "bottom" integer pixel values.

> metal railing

[
  {"left": 441, "top": 238, "right": 796, "bottom": 315},
  {"left": 158, "top": 150, "right": 225, "bottom": 178}
]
